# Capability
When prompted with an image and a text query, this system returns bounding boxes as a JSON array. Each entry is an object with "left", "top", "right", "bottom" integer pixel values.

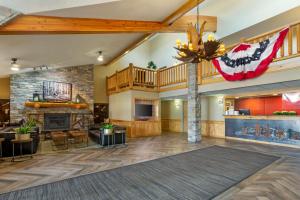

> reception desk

[{"left": 225, "top": 115, "right": 300, "bottom": 146}]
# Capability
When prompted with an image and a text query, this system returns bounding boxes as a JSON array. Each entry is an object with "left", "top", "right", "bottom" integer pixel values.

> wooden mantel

[{"left": 24, "top": 102, "right": 88, "bottom": 109}]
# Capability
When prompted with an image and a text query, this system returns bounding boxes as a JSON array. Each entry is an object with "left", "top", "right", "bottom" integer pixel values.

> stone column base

[{"left": 188, "top": 132, "right": 201, "bottom": 143}]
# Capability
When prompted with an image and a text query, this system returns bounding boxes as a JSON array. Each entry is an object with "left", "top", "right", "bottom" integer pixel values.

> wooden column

[{"left": 187, "top": 63, "right": 201, "bottom": 143}]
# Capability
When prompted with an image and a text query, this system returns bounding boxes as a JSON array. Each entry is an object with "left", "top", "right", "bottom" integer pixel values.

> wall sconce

[
  {"left": 174, "top": 99, "right": 181, "bottom": 109},
  {"left": 217, "top": 96, "right": 224, "bottom": 105}
]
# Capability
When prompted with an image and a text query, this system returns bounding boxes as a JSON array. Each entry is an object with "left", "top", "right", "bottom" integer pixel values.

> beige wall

[
  {"left": 161, "top": 100, "right": 184, "bottom": 120},
  {"left": 109, "top": 91, "right": 132, "bottom": 121},
  {"left": 94, "top": 41, "right": 152, "bottom": 103},
  {"left": 207, "top": 96, "right": 224, "bottom": 121},
  {"left": 109, "top": 90, "right": 159, "bottom": 121},
  {"left": 0, "top": 77, "right": 10, "bottom": 99}
]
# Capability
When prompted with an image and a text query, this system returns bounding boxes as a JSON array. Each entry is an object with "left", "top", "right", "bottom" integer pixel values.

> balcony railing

[
  {"left": 107, "top": 64, "right": 158, "bottom": 94},
  {"left": 107, "top": 21, "right": 300, "bottom": 95}
]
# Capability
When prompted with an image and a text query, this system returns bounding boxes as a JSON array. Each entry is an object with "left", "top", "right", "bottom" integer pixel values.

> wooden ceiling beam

[
  {"left": 0, "top": 15, "right": 167, "bottom": 34},
  {"left": 164, "top": 15, "right": 217, "bottom": 33},
  {"left": 163, "top": 0, "right": 204, "bottom": 25},
  {"left": 0, "top": 14, "right": 216, "bottom": 34},
  {"left": 105, "top": 0, "right": 206, "bottom": 66}
]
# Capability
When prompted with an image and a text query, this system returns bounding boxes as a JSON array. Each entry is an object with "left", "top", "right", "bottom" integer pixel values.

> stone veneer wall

[{"left": 10, "top": 65, "right": 94, "bottom": 122}]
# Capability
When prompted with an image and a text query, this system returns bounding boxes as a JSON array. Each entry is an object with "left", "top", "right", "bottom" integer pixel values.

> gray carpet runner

[{"left": 0, "top": 146, "right": 279, "bottom": 200}]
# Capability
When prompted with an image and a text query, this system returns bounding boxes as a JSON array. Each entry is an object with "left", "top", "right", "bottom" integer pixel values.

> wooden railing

[
  {"left": 158, "top": 63, "right": 187, "bottom": 87},
  {"left": 106, "top": 64, "right": 158, "bottom": 94},
  {"left": 201, "top": 21, "right": 300, "bottom": 79},
  {"left": 107, "top": 21, "right": 300, "bottom": 95}
]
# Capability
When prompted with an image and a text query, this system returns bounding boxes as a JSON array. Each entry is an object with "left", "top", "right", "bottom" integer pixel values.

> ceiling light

[
  {"left": 97, "top": 51, "right": 104, "bottom": 62},
  {"left": 11, "top": 58, "right": 20, "bottom": 71}
]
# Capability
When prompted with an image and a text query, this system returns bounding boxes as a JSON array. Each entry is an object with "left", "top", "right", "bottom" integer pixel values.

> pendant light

[
  {"left": 97, "top": 51, "right": 104, "bottom": 62},
  {"left": 11, "top": 58, "right": 20, "bottom": 71}
]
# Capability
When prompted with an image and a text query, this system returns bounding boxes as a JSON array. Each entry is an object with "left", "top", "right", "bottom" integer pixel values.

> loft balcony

[{"left": 106, "top": 21, "right": 300, "bottom": 95}]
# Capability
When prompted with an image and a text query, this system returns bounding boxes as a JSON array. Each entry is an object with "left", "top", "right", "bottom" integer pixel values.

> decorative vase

[
  {"left": 15, "top": 134, "right": 20, "bottom": 140},
  {"left": 21, "top": 134, "right": 30, "bottom": 140},
  {"left": 104, "top": 128, "right": 113, "bottom": 135},
  {"left": 16, "top": 134, "right": 30, "bottom": 140}
]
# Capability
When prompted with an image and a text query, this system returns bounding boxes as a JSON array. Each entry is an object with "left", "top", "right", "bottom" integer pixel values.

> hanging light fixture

[
  {"left": 11, "top": 58, "right": 20, "bottom": 71},
  {"left": 97, "top": 51, "right": 104, "bottom": 62},
  {"left": 174, "top": 0, "right": 226, "bottom": 63}
]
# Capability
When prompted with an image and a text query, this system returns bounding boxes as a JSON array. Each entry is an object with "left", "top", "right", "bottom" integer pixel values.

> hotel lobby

[{"left": 0, "top": 0, "right": 300, "bottom": 199}]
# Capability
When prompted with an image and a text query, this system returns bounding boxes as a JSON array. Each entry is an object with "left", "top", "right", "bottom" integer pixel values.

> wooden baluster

[
  {"left": 209, "top": 61, "right": 213, "bottom": 77},
  {"left": 116, "top": 70, "right": 119, "bottom": 92},
  {"left": 288, "top": 28, "right": 293, "bottom": 56},
  {"left": 173, "top": 67, "right": 175, "bottom": 83},
  {"left": 129, "top": 64, "right": 133, "bottom": 88},
  {"left": 169, "top": 69, "right": 171, "bottom": 84},
  {"left": 171, "top": 68, "right": 173, "bottom": 84},
  {"left": 179, "top": 65, "right": 182, "bottom": 82},
  {"left": 142, "top": 70, "right": 145, "bottom": 86},
  {"left": 204, "top": 61, "right": 208, "bottom": 78},
  {"left": 175, "top": 66, "right": 177, "bottom": 83}
]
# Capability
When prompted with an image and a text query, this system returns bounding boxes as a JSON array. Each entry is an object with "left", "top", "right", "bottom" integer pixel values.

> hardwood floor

[{"left": 0, "top": 133, "right": 300, "bottom": 199}]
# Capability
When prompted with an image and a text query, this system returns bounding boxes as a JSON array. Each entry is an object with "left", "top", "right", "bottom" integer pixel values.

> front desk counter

[{"left": 224, "top": 115, "right": 300, "bottom": 146}]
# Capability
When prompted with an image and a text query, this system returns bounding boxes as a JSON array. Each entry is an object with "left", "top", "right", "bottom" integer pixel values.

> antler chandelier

[{"left": 174, "top": 2, "right": 226, "bottom": 63}]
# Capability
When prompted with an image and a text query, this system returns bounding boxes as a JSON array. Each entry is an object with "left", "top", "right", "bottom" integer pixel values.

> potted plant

[
  {"left": 147, "top": 61, "right": 157, "bottom": 70},
  {"left": 101, "top": 124, "right": 114, "bottom": 135},
  {"left": 15, "top": 119, "right": 36, "bottom": 140},
  {"left": 273, "top": 111, "right": 282, "bottom": 115},
  {"left": 288, "top": 111, "right": 297, "bottom": 116}
]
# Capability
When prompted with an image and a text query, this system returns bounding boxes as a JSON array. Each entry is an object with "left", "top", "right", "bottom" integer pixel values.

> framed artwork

[{"left": 43, "top": 81, "right": 72, "bottom": 102}]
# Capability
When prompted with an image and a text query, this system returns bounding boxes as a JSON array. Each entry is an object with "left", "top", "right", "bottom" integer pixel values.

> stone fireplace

[
  {"left": 10, "top": 65, "right": 94, "bottom": 124},
  {"left": 44, "top": 113, "right": 71, "bottom": 131}
]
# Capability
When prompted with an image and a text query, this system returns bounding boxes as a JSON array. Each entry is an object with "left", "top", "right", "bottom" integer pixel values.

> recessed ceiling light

[
  {"left": 11, "top": 58, "right": 20, "bottom": 71},
  {"left": 97, "top": 51, "right": 104, "bottom": 62}
]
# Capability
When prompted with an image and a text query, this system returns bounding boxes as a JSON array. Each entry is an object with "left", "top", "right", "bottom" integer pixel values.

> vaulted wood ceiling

[{"left": 0, "top": 0, "right": 214, "bottom": 75}]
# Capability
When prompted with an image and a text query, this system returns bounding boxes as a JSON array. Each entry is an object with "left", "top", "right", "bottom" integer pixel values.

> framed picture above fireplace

[{"left": 43, "top": 81, "right": 72, "bottom": 102}]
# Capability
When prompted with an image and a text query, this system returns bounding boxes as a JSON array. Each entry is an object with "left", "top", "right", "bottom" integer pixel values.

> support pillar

[{"left": 187, "top": 63, "right": 201, "bottom": 143}]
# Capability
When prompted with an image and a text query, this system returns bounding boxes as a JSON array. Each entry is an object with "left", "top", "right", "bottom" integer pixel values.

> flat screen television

[
  {"left": 239, "top": 109, "right": 251, "bottom": 115},
  {"left": 135, "top": 104, "right": 153, "bottom": 119}
]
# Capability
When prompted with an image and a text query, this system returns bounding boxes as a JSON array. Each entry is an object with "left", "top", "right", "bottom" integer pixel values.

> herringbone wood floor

[{"left": 0, "top": 133, "right": 300, "bottom": 199}]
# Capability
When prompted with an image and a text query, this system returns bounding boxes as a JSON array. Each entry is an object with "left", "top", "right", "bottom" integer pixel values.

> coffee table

[
  {"left": 51, "top": 131, "right": 68, "bottom": 150},
  {"left": 69, "top": 131, "right": 88, "bottom": 147}
]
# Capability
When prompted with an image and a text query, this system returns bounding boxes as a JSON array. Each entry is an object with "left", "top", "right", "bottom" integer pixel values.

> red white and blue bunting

[{"left": 212, "top": 28, "right": 289, "bottom": 81}]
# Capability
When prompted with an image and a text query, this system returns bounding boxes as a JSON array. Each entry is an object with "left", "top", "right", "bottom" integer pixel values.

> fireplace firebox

[{"left": 44, "top": 113, "right": 70, "bottom": 131}]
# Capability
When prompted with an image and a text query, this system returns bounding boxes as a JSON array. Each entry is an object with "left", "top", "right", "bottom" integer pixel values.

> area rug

[{"left": 0, "top": 146, "right": 279, "bottom": 200}]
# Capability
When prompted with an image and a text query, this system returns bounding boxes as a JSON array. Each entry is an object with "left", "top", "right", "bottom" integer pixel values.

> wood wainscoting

[
  {"left": 110, "top": 119, "right": 161, "bottom": 138},
  {"left": 161, "top": 119, "right": 182, "bottom": 133},
  {"left": 164, "top": 118, "right": 225, "bottom": 138},
  {"left": 202, "top": 120, "right": 225, "bottom": 139}
]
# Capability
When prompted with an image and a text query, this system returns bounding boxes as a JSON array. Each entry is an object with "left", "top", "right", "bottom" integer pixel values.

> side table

[{"left": 11, "top": 138, "right": 33, "bottom": 162}]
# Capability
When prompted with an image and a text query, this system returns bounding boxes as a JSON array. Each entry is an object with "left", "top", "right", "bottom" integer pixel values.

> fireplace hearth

[{"left": 44, "top": 113, "right": 71, "bottom": 131}]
